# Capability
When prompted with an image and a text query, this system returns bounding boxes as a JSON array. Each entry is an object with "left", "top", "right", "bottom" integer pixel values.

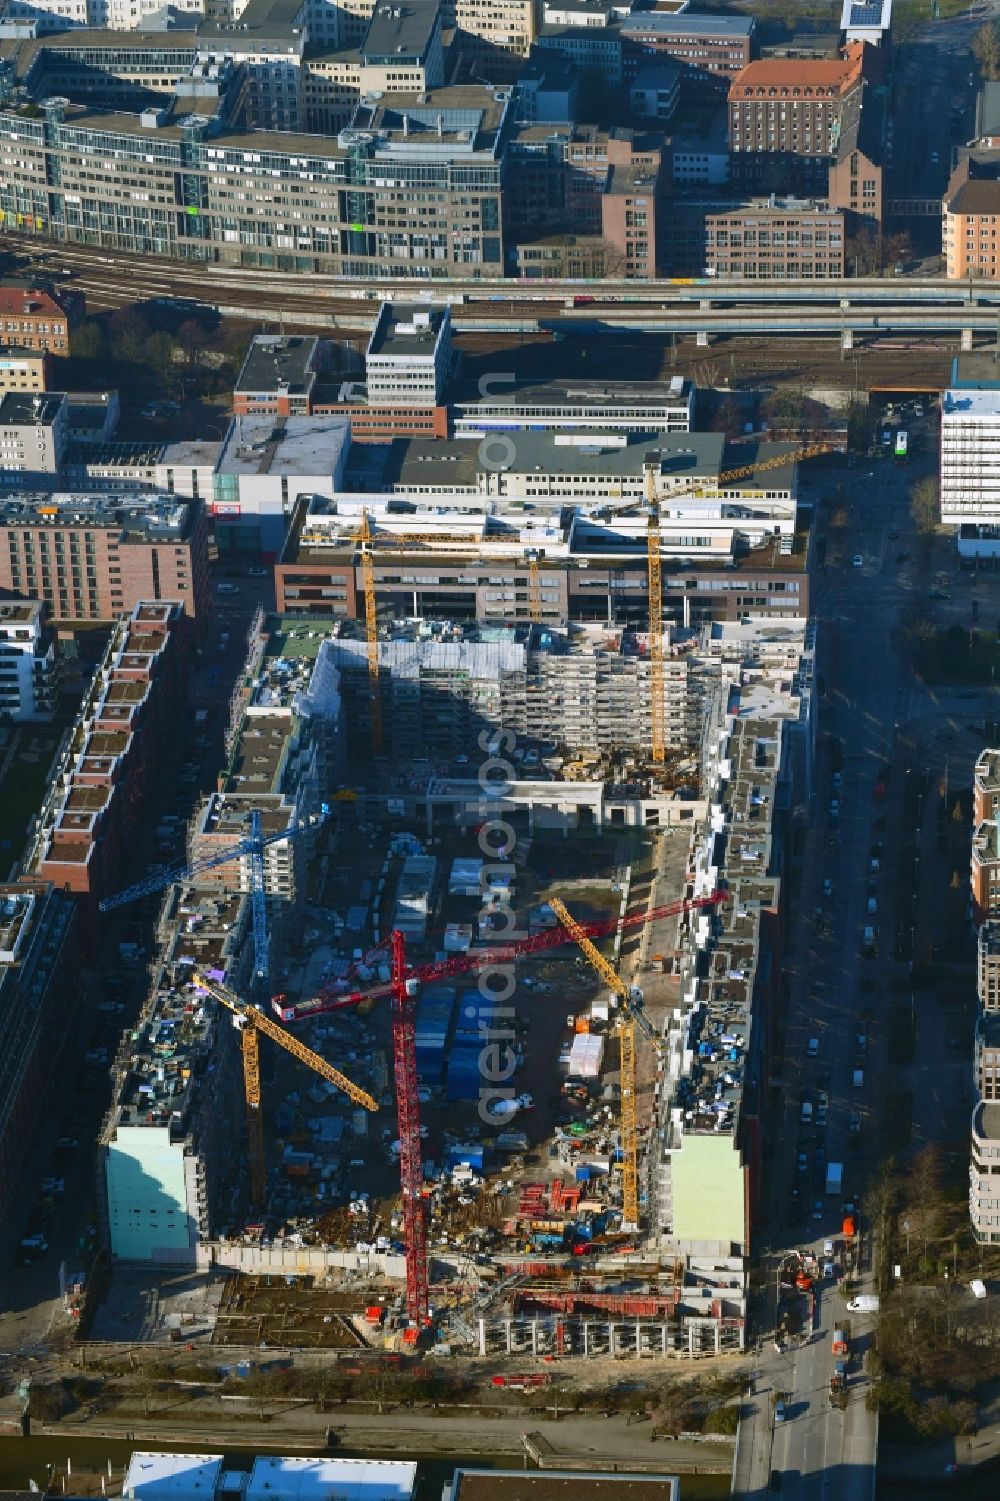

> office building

[
  {"left": 365, "top": 302, "right": 452, "bottom": 408},
  {"left": 0, "top": 348, "right": 51, "bottom": 397},
  {"left": 943, "top": 167, "right": 1000, "bottom": 280},
  {"left": 534, "top": 21, "right": 622, "bottom": 84},
  {"left": 122, "top": 1454, "right": 417, "bottom": 1501},
  {"left": 447, "top": 1473, "right": 677, "bottom": 1501},
  {"left": 939, "top": 363, "right": 1000, "bottom": 553},
  {"left": 25, "top": 602, "right": 188, "bottom": 908},
  {"left": 506, "top": 124, "right": 666, "bottom": 278},
  {"left": 446, "top": 0, "right": 537, "bottom": 69},
  {"left": 234, "top": 335, "right": 326, "bottom": 417},
  {"left": 212, "top": 414, "right": 351, "bottom": 557},
  {"left": 621, "top": 12, "right": 755, "bottom": 90},
  {"left": 728, "top": 44, "right": 886, "bottom": 223},
  {"left": 0, "top": 391, "right": 69, "bottom": 476},
  {"left": 451, "top": 375, "right": 694, "bottom": 435},
  {"left": 669, "top": 198, "right": 845, "bottom": 280},
  {"left": 0, "top": 882, "right": 81, "bottom": 1225},
  {"left": 0, "top": 598, "right": 58, "bottom": 721},
  {"left": 0, "top": 492, "right": 210, "bottom": 624},
  {"left": 629, "top": 64, "right": 681, "bottom": 124},
  {"left": 0, "top": 285, "right": 81, "bottom": 354},
  {"left": 0, "top": 85, "right": 510, "bottom": 280},
  {"left": 980, "top": 920, "right": 1000, "bottom": 1012}
]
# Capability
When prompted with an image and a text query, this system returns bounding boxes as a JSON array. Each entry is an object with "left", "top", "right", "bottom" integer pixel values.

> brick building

[
  {"left": 943, "top": 162, "right": 1000, "bottom": 280},
  {"left": 621, "top": 11, "right": 755, "bottom": 90},
  {"left": 727, "top": 42, "right": 885, "bottom": 224},
  {"left": 0, "top": 284, "right": 82, "bottom": 354},
  {"left": 678, "top": 198, "right": 846, "bottom": 280},
  {"left": 26, "top": 602, "right": 188, "bottom": 913},
  {"left": 506, "top": 124, "right": 666, "bottom": 277},
  {"left": 0, "top": 492, "right": 210, "bottom": 626}
]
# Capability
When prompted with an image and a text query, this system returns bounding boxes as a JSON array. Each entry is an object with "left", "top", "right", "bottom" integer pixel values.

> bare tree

[
  {"left": 910, "top": 475, "right": 939, "bottom": 535},
  {"left": 973, "top": 22, "right": 1000, "bottom": 82}
]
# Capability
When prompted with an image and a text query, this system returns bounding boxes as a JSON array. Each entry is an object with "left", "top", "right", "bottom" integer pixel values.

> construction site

[{"left": 84, "top": 432, "right": 821, "bottom": 1370}]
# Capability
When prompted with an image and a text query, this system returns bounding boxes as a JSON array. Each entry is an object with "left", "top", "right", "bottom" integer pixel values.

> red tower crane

[{"left": 277, "top": 889, "right": 725, "bottom": 1327}]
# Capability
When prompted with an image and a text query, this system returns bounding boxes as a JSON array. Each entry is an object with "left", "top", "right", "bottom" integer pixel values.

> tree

[
  {"left": 71, "top": 319, "right": 107, "bottom": 362},
  {"left": 973, "top": 22, "right": 1000, "bottom": 82},
  {"left": 907, "top": 1143, "right": 944, "bottom": 1264},
  {"left": 847, "top": 226, "right": 879, "bottom": 277},
  {"left": 108, "top": 307, "right": 151, "bottom": 367},
  {"left": 910, "top": 475, "right": 939, "bottom": 534},
  {"left": 176, "top": 317, "right": 209, "bottom": 370},
  {"left": 881, "top": 229, "right": 913, "bottom": 272},
  {"left": 713, "top": 396, "right": 746, "bottom": 440},
  {"left": 143, "top": 330, "right": 179, "bottom": 392}
]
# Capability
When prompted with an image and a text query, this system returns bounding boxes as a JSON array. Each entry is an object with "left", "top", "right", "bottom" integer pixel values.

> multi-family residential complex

[
  {"left": 0, "top": 598, "right": 58, "bottom": 721},
  {"left": 0, "top": 881, "right": 81, "bottom": 1223},
  {"left": 24, "top": 602, "right": 188, "bottom": 908},
  {"left": 0, "top": 492, "right": 211, "bottom": 624}
]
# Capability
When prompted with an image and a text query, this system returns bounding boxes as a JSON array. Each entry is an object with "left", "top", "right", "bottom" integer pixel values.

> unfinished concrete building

[{"left": 98, "top": 888, "right": 252, "bottom": 1262}]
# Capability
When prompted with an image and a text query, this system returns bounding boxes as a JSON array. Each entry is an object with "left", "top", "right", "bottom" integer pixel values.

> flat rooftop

[
  {"left": 218, "top": 416, "right": 349, "bottom": 478},
  {"left": 943, "top": 387, "right": 1000, "bottom": 417},
  {"left": 0, "top": 598, "right": 41, "bottom": 624},
  {"left": 621, "top": 11, "right": 753, "bottom": 35},
  {"left": 450, "top": 1472, "right": 678, "bottom": 1500},
  {"left": 237, "top": 334, "right": 318, "bottom": 397},
  {"left": 368, "top": 304, "right": 443, "bottom": 360},
  {"left": 0, "top": 491, "right": 195, "bottom": 539},
  {"left": 362, "top": 1, "right": 438, "bottom": 62},
  {"left": 0, "top": 390, "right": 64, "bottom": 425}
]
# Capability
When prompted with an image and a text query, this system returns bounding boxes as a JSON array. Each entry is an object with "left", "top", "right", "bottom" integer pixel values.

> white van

[
  {"left": 801, "top": 1100, "right": 813, "bottom": 1123},
  {"left": 852, "top": 1069, "right": 864, "bottom": 1089},
  {"left": 863, "top": 926, "right": 876, "bottom": 947}
]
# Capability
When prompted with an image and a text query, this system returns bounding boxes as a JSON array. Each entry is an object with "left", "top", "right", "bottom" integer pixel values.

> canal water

[{"left": 0, "top": 1437, "right": 732, "bottom": 1500}]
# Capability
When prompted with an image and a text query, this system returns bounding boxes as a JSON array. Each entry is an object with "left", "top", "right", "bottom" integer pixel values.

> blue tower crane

[{"left": 99, "top": 803, "right": 330, "bottom": 998}]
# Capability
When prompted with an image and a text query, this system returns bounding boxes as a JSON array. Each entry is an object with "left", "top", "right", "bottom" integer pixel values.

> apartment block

[
  {"left": 365, "top": 303, "right": 452, "bottom": 407},
  {"left": 973, "top": 819, "right": 1000, "bottom": 925},
  {"left": 99, "top": 889, "right": 250, "bottom": 1262},
  {"left": 25, "top": 602, "right": 188, "bottom": 910},
  {"left": 621, "top": 12, "right": 755, "bottom": 90},
  {"left": 0, "top": 882, "right": 81, "bottom": 1226},
  {"left": 971, "top": 1098, "right": 1000, "bottom": 1244},
  {"left": 0, "top": 599, "right": 58, "bottom": 722},
  {"left": 0, "top": 348, "right": 51, "bottom": 396},
  {"left": 0, "top": 492, "right": 210, "bottom": 625},
  {"left": 980, "top": 922, "right": 1000, "bottom": 1012},
  {"left": 0, "top": 285, "right": 81, "bottom": 354}
]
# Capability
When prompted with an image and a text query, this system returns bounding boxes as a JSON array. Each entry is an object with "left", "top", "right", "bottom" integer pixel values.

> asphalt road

[{"left": 730, "top": 407, "right": 1000, "bottom": 1498}]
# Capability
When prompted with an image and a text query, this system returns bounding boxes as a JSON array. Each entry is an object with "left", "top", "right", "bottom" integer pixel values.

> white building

[
  {"left": 841, "top": 0, "right": 891, "bottom": 46},
  {"left": 123, "top": 1454, "right": 417, "bottom": 1501},
  {"left": 939, "top": 384, "right": 1000, "bottom": 554},
  {"left": 0, "top": 599, "right": 57, "bottom": 722},
  {"left": 365, "top": 302, "right": 452, "bottom": 408}
]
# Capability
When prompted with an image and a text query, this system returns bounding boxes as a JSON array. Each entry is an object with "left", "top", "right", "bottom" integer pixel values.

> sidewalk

[{"left": 41, "top": 1404, "right": 735, "bottom": 1475}]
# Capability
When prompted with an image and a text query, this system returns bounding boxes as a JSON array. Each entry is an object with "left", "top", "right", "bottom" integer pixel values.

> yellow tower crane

[
  {"left": 546, "top": 898, "right": 662, "bottom": 1229},
  {"left": 526, "top": 549, "right": 543, "bottom": 623},
  {"left": 192, "top": 968, "right": 378, "bottom": 1208}
]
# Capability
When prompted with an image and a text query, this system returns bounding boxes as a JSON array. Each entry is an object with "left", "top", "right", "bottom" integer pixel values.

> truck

[
  {"left": 830, "top": 1359, "right": 847, "bottom": 1394},
  {"left": 825, "top": 1162, "right": 843, "bottom": 1196},
  {"left": 832, "top": 1325, "right": 849, "bottom": 1357}
]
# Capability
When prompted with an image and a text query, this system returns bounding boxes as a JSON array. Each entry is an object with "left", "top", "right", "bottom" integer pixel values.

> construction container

[
  {"left": 448, "top": 856, "right": 483, "bottom": 898},
  {"left": 567, "top": 1033, "right": 604, "bottom": 1079},
  {"left": 574, "top": 1016, "right": 590, "bottom": 1034}
]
